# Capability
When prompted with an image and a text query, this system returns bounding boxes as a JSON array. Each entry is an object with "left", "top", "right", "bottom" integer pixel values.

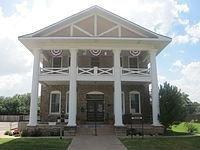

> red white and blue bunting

[
  {"left": 89, "top": 49, "right": 102, "bottom": 56},
  {"left": 129, "top": 50, "right": 141, "bottom": 56},
  {"left": 50, "top": 50, "right": 63, "bottom": 57}
]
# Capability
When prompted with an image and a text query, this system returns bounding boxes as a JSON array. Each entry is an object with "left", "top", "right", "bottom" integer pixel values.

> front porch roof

[{"left": 18, "top": 5, "right": 171, "bottom": 54}]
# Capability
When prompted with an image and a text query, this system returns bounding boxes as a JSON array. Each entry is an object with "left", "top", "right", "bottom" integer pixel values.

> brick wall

[
  {"left": 40, "top": 84, "right": 69, "bottom": 122},
  {"left": 77, "top": 84, "right": 114, "bottom": 124},
  {"left": 40, "top": 83, "right": 151, "bottom": 124}
]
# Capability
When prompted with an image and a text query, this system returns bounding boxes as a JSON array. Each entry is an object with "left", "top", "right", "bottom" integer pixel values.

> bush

[
  {"left": 21, "top": 129, "right": 29, "bottom": 137},
  {"left": 184, "top": 122, "right": 198, "bottom": 133},
  {"left": 8, "top": 132, "right": 13, "bottom": 136},
  {"left": 4, "top": 131, "right": 10, "bottom": 135},
  {"left": 30, "top": 128, "right": 42, "bottom": 137}
]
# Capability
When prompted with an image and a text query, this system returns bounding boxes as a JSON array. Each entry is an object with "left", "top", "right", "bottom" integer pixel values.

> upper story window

[
  {"left": 52, "top": 57, "right": 62, "bottom": 68},
  {"left": 128, "top": 57, "right": 138, "bottom": 68},
  {"left": 129, "top": 91, "right": 141, "bottom": 114},
  {"left": 66, "top": 91, "right": 69, "bottom": 114},
  {"left": 121, "top": 92, "right": 125, "bottom": 114},
  {"left": 50, "top": 91, "right": 61, "bottom": 114},
  {"left": 91, "top": 57, "right": 100, "bottom": 67}
]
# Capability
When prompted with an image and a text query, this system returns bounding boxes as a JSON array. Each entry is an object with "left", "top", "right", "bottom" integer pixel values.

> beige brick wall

[
  {"left": 40, "top": 83, "right": 151, "bottom": 124},
  {"left": 122, "top": 83, "right": 151, "bottom": 123},
  {"left": 40, "top": 84, "right": 69, "bottom": 122},
  {"left": 77, "top": 84, "right": 114, "bottom": 124}
]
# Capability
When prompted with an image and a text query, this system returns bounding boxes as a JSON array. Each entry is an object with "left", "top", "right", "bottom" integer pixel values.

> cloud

[
  {"left": 169, "top": 60, "right": 185, "bottom": 72},
  {"left": 0, "top": 0, "right": 191, "bottom": 96},
  {"left": 173, "top": 22, "right": 200, "bottom": 44},
  {"left": 170, "top": 61, "right": 200, "bottom": 102}
]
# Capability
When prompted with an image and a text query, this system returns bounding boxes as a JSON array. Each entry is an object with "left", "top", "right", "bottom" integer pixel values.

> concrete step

[{"left": 77, "top": 125, "right": 115, "bottom": 135}]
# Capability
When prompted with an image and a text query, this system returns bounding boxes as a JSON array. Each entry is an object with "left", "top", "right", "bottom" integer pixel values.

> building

[{"left": 18, "top": 6, "right": 171, "bottom": 135}]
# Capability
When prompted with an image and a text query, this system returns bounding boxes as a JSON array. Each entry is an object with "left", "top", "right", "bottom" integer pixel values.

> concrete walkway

[{"left": 68, "top": 135, "right": 127, "bottom": 150}]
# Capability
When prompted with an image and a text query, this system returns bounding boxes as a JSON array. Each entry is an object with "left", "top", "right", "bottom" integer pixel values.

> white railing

[
  {"left": 78, "top": 67, "right": 114, "bottom": 76},
  {"left": 122, "top": 68, "right": 150, "bottom": 76},
  {"left": 40, "top": 67, "right": 69, "bottom": 75}
]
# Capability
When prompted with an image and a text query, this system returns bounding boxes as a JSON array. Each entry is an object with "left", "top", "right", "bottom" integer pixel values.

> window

[
  {"left": 91, "top": 57, "right": 100, "bottom": 67},
  {"left": 50, "top": 91, "right": 61, "bottom": 114},
  {"left": 52, "top": 57, "right": 62, "bottom": 68},
  {"left": 120, "top": 56, "right": 123, "bottom": 67},
  {"left": 121, "top": 92, "right": 125, "bottom": 114},
  {"left": 129, "top": 91, "right": 141, "bottom": 114},
  {"left": 128, "top": 57, "right": 138, "bottom": 68},
  {"left": 66, "top": 92, "right": 69, "bottom": 114}
]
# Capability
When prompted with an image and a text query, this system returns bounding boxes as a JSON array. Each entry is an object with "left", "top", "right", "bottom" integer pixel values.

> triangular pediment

[{"left": 21, "top": 6, "right": 168, "bottom": 39}]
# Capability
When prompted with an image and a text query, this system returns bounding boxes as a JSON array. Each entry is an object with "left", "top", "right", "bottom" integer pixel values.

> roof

[{"left": 18, "top": 5, "right": 171, "bottom": 53}]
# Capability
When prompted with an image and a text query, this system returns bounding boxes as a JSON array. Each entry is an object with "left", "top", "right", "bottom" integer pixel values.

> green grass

[
  {"left": 0, "top": 138, "right": 72, "bottom": 150},
  {"left": 120, "top": 137, "right": 200, "bottom": 150},
  {"left": 172, "top": 122, "right": 200, "bottom": 133}
]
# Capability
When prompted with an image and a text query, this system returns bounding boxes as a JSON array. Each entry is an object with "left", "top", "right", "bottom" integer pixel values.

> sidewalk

[{"left": 68, "top": 135, "right": 127, "bottom": 150}]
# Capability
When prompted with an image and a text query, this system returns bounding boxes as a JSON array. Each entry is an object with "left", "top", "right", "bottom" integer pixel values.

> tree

[
  {"left": 159, "top": 82, "right": 187, "bottom": 129},
  {"left": 0, "top": 93, "right": 31, "bottom": 115}
]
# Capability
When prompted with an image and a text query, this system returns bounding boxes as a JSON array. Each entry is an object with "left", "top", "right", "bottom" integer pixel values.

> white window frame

[
  {"left": 66, "top": 91, "right": 69, "bottom": 114},
  {"left": 128, "top": 56, "right": 139, "bottom": 68},
  {"left": 49, "top": 91, "right": 61, "bottom": 114},
  {"left": 52, "top": 57, "right": 63, "bottom": 68},
  {"left": 121, "top": 92, "right": 125, "bottom": 115},
  {"left": 129, "top": 91, "right": 141, "bottom": 114}
]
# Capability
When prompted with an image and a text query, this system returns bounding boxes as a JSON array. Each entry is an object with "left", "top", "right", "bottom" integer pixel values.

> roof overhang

[{"left": 18, "top": 36, "right": 171, "bottom": 55}]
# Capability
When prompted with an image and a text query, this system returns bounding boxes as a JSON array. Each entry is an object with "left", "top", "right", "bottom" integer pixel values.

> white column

[
  {"left": 113, "top": 50, "right": 124, "bottom": 126},
  {"left": 67, "top": 49, "right": 77, "bottom": 126},
  {"left": 28, "top": 49, "right": 40, "bottom": 126},
  {"left": 150, "top": 51, "right": 161, "bottom": 126}
]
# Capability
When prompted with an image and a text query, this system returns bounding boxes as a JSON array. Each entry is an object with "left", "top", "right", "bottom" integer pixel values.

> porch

[{"left": 39, "top": 49, "right": 151, "bottom": 82}]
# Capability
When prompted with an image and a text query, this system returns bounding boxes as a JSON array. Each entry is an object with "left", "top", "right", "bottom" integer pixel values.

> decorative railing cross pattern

[
  {"left": 78, "top": 67, "right": 114, "bottom": 76},
  {"left": 40, "top": 67, "right": 69, "bottom": 75},
  {"left": 122, "top": 68, "right": 150, "bottom": 76}
]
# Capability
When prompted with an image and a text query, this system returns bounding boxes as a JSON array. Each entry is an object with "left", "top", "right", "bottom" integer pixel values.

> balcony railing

[
  {"left": 39, "top": 67, "right": 150, "bottom": 77},
  {"left": 122, "top": 68, "right": 150, "bottom": 76},
  {"left": 78, "top": 67, "right": 114, "bottom": 76},
  {"left": 40, "top": 67, "right": 69, "bottom": 75}
]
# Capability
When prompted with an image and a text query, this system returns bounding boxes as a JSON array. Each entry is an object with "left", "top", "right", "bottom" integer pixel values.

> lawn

[
  {"left": 172, "top": 122, "right": 200, "bottom": 133},
  {"left": 120, "top": 137, "right": 200, "bottom": 150},
  {"left": 0, "top": 138, "right": 72, "bottom": 150}
]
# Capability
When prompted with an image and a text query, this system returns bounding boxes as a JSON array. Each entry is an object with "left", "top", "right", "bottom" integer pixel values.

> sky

[{"left": 0, "top": 0, "right": 199, "bottom": 102}]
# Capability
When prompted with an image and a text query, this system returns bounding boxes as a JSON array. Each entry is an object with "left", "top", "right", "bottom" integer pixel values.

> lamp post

[{"left": 57, "top": 110, "right": 65, "bottom": 139}]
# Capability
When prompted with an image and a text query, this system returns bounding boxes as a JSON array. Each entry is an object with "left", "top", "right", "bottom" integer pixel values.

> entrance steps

[{"left": 77, "top": 124, "right": 115, "bottom": 135}]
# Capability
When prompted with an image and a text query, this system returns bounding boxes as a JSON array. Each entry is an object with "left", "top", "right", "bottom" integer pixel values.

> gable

[
  {"left": 44, "top": 14, "right": 152, "bottom": 38},
  {"left": 21, "top": 6, "right": 165, "bottom": 39}
]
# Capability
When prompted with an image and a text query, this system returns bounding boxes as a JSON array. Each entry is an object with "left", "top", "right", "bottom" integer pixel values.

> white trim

[
  {"left": 73, "top": 25, "right": 93, "bottom": 36},
  {"left": 118, "top": 25, "right": 121, "bottom": 37},
  {"left": 44, "top": 25, "right": 71, "bottom": 36},
  {"left": 66, "top": 91, "right": 69, "bottom": 114},
  {"left": 128, "top": 56, "right": 139, "bottom": 68},
  {"left": 129, "top": 91, "right": 141, "bottom": 114},
  {"left": 87, "top": 91, "right": 104, "bottom": 95},
  {"left": 98, "top": 25, "right": 118, "bottom": 36},
  {"left": 70, "top": 25, "right": 73, "bottom": 36},
  {"left": 49, "top": 91, "right": 61, "bottom": 114},
  {"left": 94, "top": 14, "right": 97, "bottom": 36},
  {"left": 121, "top": 92, "right": 125, "bottom": 115}
]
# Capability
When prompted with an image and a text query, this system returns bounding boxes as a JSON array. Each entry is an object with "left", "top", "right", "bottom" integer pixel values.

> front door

[{"left": 86, "top": 94, "right": 104, "bottom": 122}]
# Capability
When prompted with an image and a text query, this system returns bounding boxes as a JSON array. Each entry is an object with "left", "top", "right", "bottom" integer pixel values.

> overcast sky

[{"left": 0, "top": 0, "right": 199, "bottom": 102}]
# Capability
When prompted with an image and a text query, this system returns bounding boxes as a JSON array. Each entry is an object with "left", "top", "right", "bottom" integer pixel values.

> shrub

[
  {"left": 30, "top": 128, "right": 42, "bottom": 137},
  {"left": 4, "top": 131, "right": 10, "bottom": 135},
  {"left": 184, "top": 122, "right": 198, "bottom": 133},
  {"left": 8, "top": 132, "right": 13, "bottom": 136},
  {"left": 21, "top": 129, "right": 29, "bottom": 137}
]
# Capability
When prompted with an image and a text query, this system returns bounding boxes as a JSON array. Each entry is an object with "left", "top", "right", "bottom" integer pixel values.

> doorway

[{"left": 86, "top": 92, "right": 104, "bottom": 122}]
